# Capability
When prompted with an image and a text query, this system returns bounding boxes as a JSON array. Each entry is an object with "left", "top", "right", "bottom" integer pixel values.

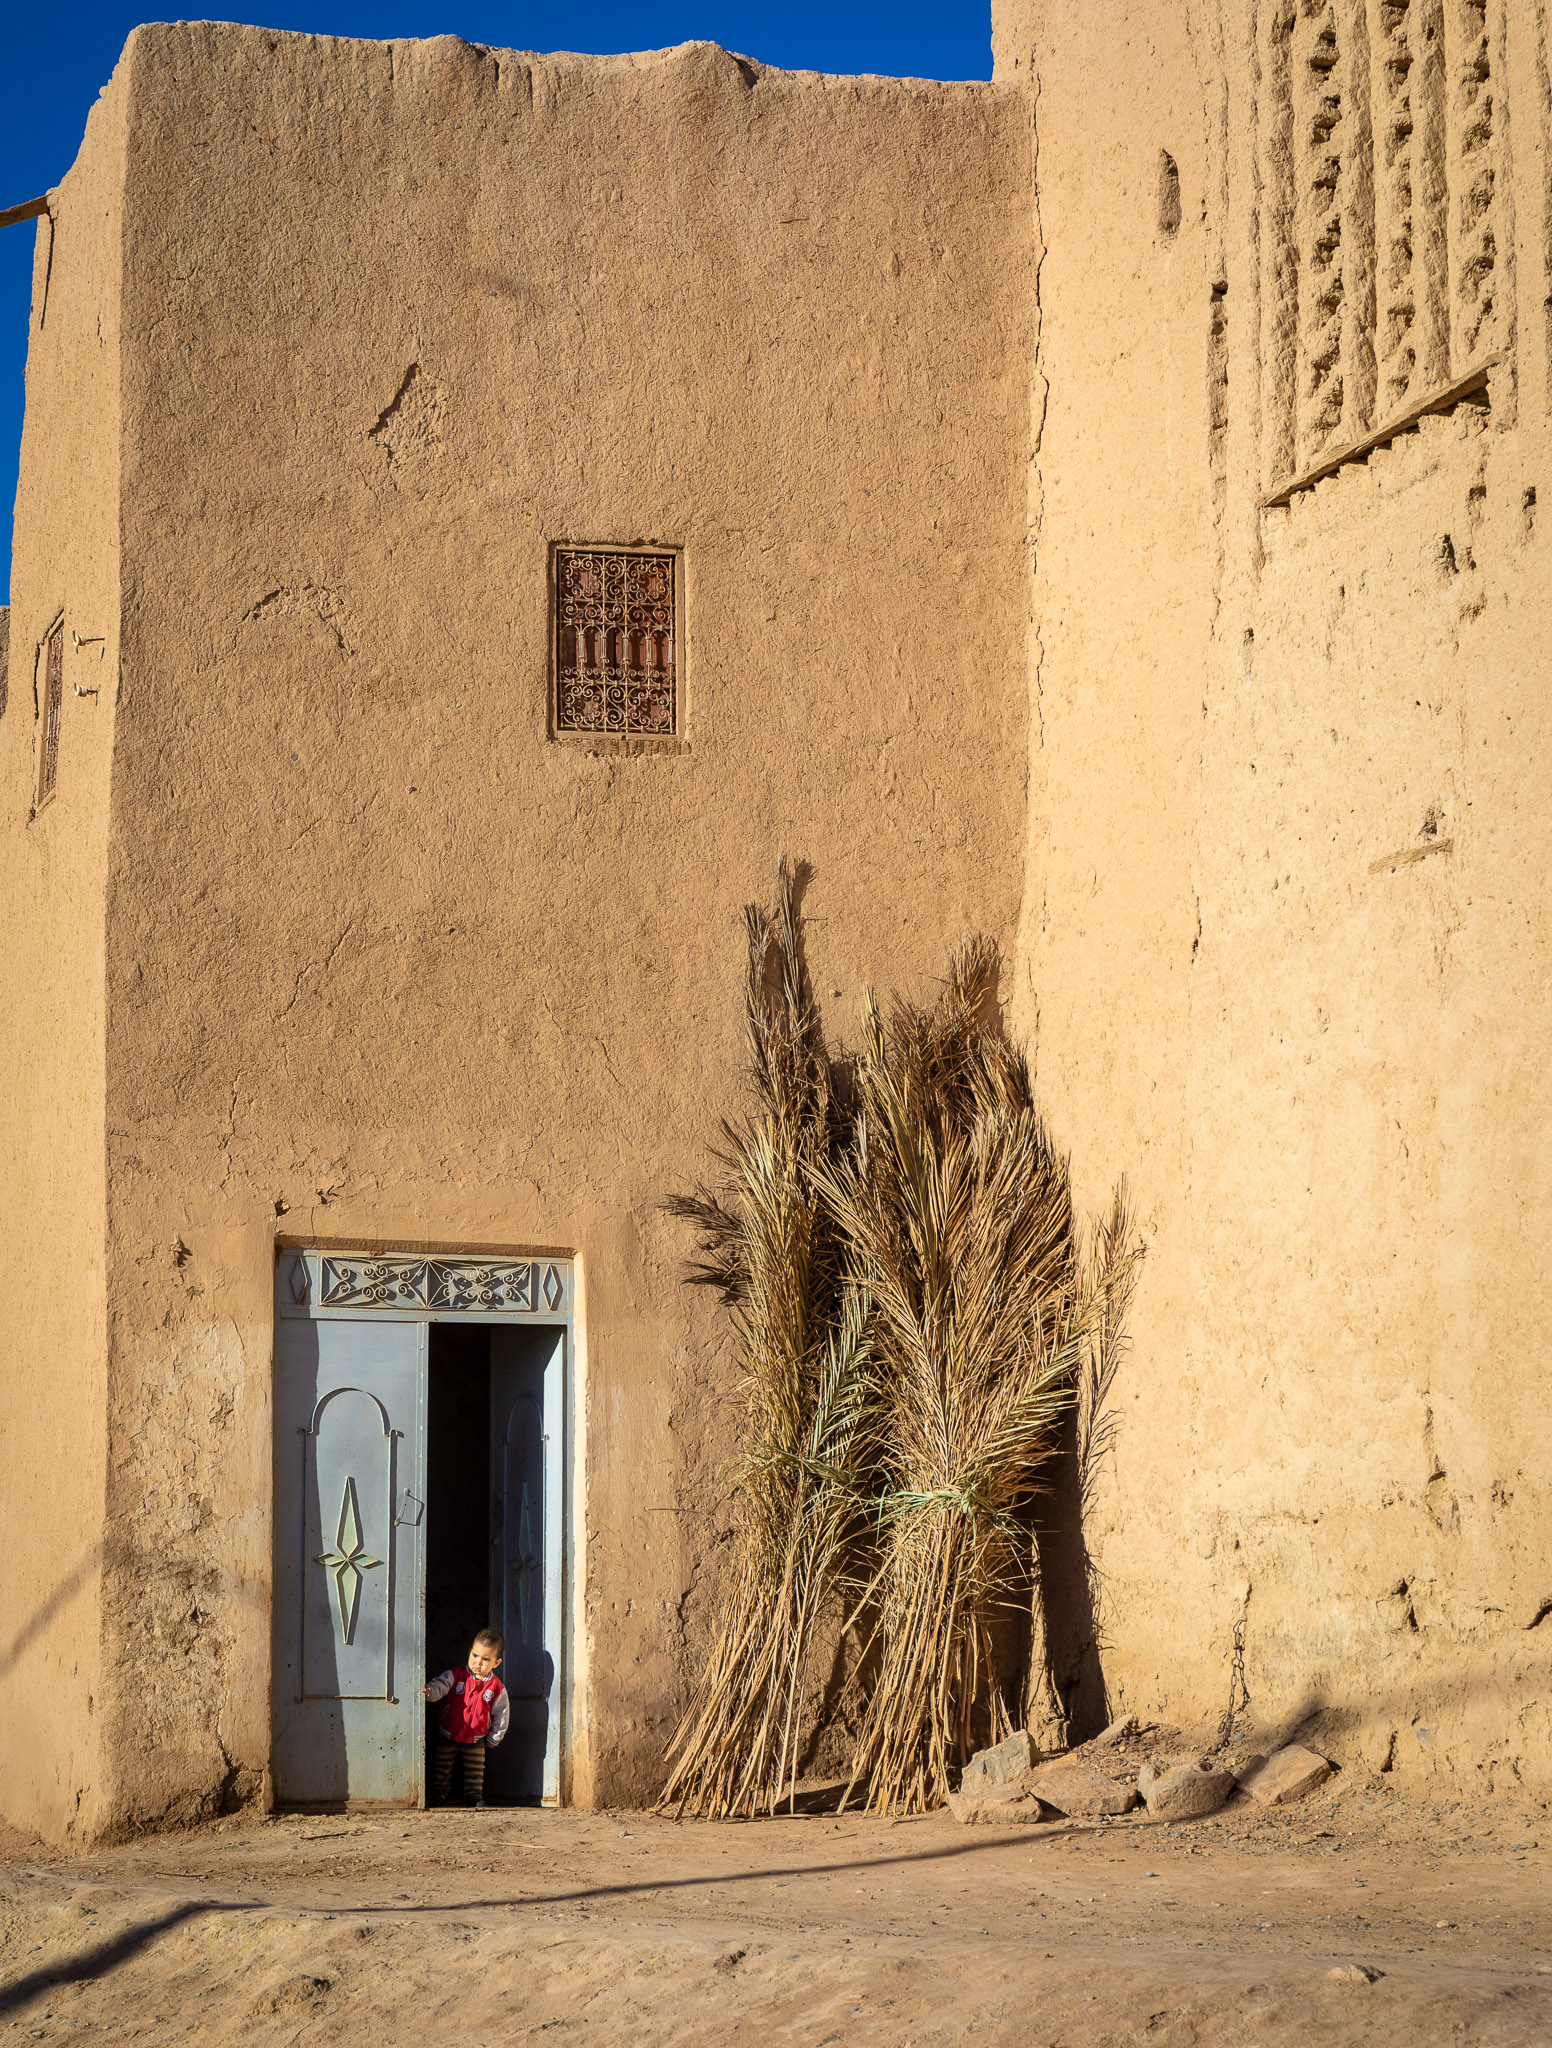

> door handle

[{"left": 395, "top": 1490, "right": 424, "bottom": 1527}]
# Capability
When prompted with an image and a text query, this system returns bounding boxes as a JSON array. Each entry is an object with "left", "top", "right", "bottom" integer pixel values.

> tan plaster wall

[
  {"left": 90, "top": 24, "right": 1032, "bottom": 1833},
  {"left": 18, "top": 0, "right": 1541, "bottom": 1843},
  {"left": 0, "top": 73, "right": 126, "bottom": 1841},
  {"left": 996, "top": 0, "right": 1552, "bottom": 1795}
]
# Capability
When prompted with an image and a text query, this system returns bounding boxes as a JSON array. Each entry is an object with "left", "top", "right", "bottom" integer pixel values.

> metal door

[
  {"left": 488, "top": 1326, "right": 564, "bottom": 1803},
  {"left": 273, "top": 1315, "right": 426, "bottom": 1806}
]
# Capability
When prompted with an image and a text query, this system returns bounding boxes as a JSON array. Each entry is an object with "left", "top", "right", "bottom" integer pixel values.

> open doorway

[
  {"left": 425, "top": 1323, "right": 491, "bottom": 1786},
  {"left": 425, "top": 1321, "right": 563, "bottom": 1805},
  {"left": 272, "top": 1249, "right": 573, "bottom": 1813}
]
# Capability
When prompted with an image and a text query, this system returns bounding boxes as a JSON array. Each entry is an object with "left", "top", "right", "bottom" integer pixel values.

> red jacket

[{"left": 426, "top": 1666, "right": 509, "bottom": 1746}]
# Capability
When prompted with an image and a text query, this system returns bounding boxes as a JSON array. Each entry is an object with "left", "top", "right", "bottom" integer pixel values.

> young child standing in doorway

[{"left": 423, "top": 1628, "right": 509, "bottom": 1807}]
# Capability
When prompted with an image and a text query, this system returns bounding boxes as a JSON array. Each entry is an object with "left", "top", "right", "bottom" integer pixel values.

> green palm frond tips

[{"left": 660, "top": 866, "right": 1141, "bottom": 1818}]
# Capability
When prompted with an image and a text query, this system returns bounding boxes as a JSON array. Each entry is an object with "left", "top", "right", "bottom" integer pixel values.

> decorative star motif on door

[{"left": 314, "top": 1476, "right": 381, "bottom": 1646}]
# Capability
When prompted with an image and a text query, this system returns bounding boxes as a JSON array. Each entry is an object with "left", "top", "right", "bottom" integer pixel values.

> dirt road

[{"left": 1, "top": 1766, "right": 1547, "bottom": 2045}]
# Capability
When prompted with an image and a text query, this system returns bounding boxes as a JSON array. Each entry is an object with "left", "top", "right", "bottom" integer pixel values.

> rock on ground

[
  {"left": 946, "top": 1789, "right": 1046, "bottom": 1825},
  {"left": 960, "top": 1730, "right": 1036, "bottom": 1797},
  {"left": 1139, "top": 1760, "right": 1235, "bottom": 1821},
  {"left": 1238, "top": 1744, "right": 1333, "bottom": 1806},
  {"left": 1028, "top": 1760, "right": 1138, "bottom": 1817},
  {"left": 1088, "top": 1714, "right": 1139, "bottom": 1748}
]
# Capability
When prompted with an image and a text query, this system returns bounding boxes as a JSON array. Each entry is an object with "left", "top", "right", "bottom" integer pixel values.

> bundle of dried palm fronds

[
  {"left": 659, "top": 862, "right": 877, "bottom": 1817},
  {"left": 818, "top": 938, "right": 1104, "bottom": 1812},
  {"left": 663, "top": 885, "right": 1142, "bottom": 1820}
]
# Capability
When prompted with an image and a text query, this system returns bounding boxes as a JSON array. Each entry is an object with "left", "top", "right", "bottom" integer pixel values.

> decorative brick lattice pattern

[
  {"left": 1292, "top": 1, "right": 1354, "bottom": 454},
  {"left": 1449, "top": 0, "right": 1497, "bottom": 365},
  {"left": 1261, "top": 0, "right": 1506, "bottom": 493}
]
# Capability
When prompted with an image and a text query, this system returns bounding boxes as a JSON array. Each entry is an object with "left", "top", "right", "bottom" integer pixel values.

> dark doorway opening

[
  {"left": 425, "top": 1324, "right": 494, "bottom": 1799},
  {"left": 424, "top": 1322, "right": 557, "bottom": 1807}
]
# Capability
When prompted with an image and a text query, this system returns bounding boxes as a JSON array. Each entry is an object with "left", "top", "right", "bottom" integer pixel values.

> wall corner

[{"left": 990, "top": 0, "right": 1040, "bottom": 86}]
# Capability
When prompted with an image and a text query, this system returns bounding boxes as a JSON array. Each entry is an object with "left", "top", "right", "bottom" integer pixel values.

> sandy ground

[{"left": 1, "top": 1764, "right": 1548, "bottom": 2046}]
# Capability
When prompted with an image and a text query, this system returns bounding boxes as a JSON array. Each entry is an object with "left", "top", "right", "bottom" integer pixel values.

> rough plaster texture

[
  {"left": 0, "top": 71, "right": 125, "bottom": 1844},
  {"left": 2, "top": 24, "right": 1031, "bottom": 1839},
  {"left": 994, "top": 0, "right": 1552, "bottom": 1798},
  {"left": 6, "top": 0, "right": 1552, "bottom": 1847}
]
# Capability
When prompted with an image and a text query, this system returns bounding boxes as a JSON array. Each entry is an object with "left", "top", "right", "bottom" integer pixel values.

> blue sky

[{"left": 0, "top": 4, "right": 993, "bottom": 601}]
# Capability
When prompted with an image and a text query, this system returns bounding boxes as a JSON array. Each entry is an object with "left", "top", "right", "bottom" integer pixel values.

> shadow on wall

[
  {"left": 0, "top": 1542, "right": 104, "bottom": 1684},
  {"left": 1035, "top": 1405, "right": 1111, "bottom": 1743},
  {"left": 1033, "top": 1184, "right": 1140, "bottom": 1746},
  {"left": 1240, "top": 1653, "right": 1552, "bottom": 1771}
]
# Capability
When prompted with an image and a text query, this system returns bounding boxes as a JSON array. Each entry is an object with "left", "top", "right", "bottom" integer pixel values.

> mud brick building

[{"left": 2, "top": 1, "right": 1549, "bottom": 1843}]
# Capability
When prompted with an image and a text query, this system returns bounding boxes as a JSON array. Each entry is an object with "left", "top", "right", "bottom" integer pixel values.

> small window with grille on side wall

[
  {"left": 35, "top": 615, "right": 64, "bottom": 810},
  {"left": 552, "top": 545, "right": 682, "bottom": 743}
]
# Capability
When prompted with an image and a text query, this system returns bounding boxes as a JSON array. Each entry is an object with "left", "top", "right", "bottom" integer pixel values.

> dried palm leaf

[
  {"left": 659, "top": 863, "right": 878, "bottom": 1816},
  {"left": 1074, "top": 1178, "right": 1142, "bottom": 1530},
  {"left": 663, "top": 903, "right": 1143, "bottom": 1821},
  {"left": 819, "top": 941, "right": 1114, "bottom": 1814}
]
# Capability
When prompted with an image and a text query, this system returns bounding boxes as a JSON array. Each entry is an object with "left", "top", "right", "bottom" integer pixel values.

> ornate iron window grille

[
  {"left": 37, "top": 620, "right": 63, "bottom": 807},
  {"left": 554, "top": 547, "right": 677, "bottom": 736}
]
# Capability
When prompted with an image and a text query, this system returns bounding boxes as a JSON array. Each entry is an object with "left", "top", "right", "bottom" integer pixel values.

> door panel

[
  {"left": 302, "top": 1389, "right": 398, "bottom": 1700},
  {"left": 274, "top": 1317, "right": 426, "bottom": 1806},
  {"left": 488, "top": 1327, "right": 564, "bottom": 1803}
]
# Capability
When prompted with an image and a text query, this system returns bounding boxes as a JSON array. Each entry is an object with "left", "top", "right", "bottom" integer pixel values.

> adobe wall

[
  {"left": 90, "top": 24, "right": 1033, "bottom": 1833},
  {"left": 0, "top": 73, "right": 127, "bottom": 1840},
  {"left": 997, "top": 0, "right": 1552, "bottom": 1794}
]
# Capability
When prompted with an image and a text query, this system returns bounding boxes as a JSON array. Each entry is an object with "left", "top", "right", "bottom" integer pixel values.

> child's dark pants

[{"left": 432, "top": 1736, "right": 487, "bottom": 1805}]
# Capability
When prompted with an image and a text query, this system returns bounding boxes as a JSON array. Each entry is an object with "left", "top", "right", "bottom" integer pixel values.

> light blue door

[
  {"left": 488, "top": 1327, "right": 565, "bottom": 1804},
  {"left": 273, "top": 1315, "right": 427, "bottom": 1806}
]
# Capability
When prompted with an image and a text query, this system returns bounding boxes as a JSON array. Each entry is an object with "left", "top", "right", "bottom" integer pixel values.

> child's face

[{"left": 467, "top": 1641, "right": 501, "bottom": 1680}]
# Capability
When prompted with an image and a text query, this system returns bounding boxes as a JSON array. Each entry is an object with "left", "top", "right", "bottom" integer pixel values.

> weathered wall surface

[
  {"left": 997, "top": 0, "right": 1552, "bottom": 1795},
  {"left": 0, "top": 74, "right": 126, "bottom": 1841},
  {"left": 87, "top": 24, "right": 1032, "bottom": 1833},
  {"left": 15, "top": 0, "right": 1542, "bottom": 1847}
]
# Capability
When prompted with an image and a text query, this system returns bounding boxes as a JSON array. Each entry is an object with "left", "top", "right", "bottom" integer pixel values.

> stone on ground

[
  {"left": 1028, "top": 1759, "right": 1138, "bottom": 1817},
  {"left": 1137, "top": 1759, "right": 1234, "bottom": 1821},
  {"left": 1088, "top": 1714, "right": 1138, "bottom": 1748},
  {"left": 1237, "top": 1743, "right": 1333, "bottom": 1806},
  {"left": 946, "top": 1789, "right": 1046, "bottom": 1826},
  {"left": 1326, "top": 1963, "right": 1382, "bottom": 1984},
  {"left": 960, "top": 1730, "right": 1036, "bottom": 1798}
]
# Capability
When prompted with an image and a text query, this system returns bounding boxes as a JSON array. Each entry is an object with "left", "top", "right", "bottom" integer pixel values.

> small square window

[
  {"left": 553, "top": 546, "right": 679, "bottom": 738},
  {"left": 36, "top": 618, "right": 64, "bottom": 809}
]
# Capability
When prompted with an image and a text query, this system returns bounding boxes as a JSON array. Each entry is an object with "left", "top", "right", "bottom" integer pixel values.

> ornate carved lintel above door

[{"left": 278, "top": 1249, "right": 574, "bottom": 1320}]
